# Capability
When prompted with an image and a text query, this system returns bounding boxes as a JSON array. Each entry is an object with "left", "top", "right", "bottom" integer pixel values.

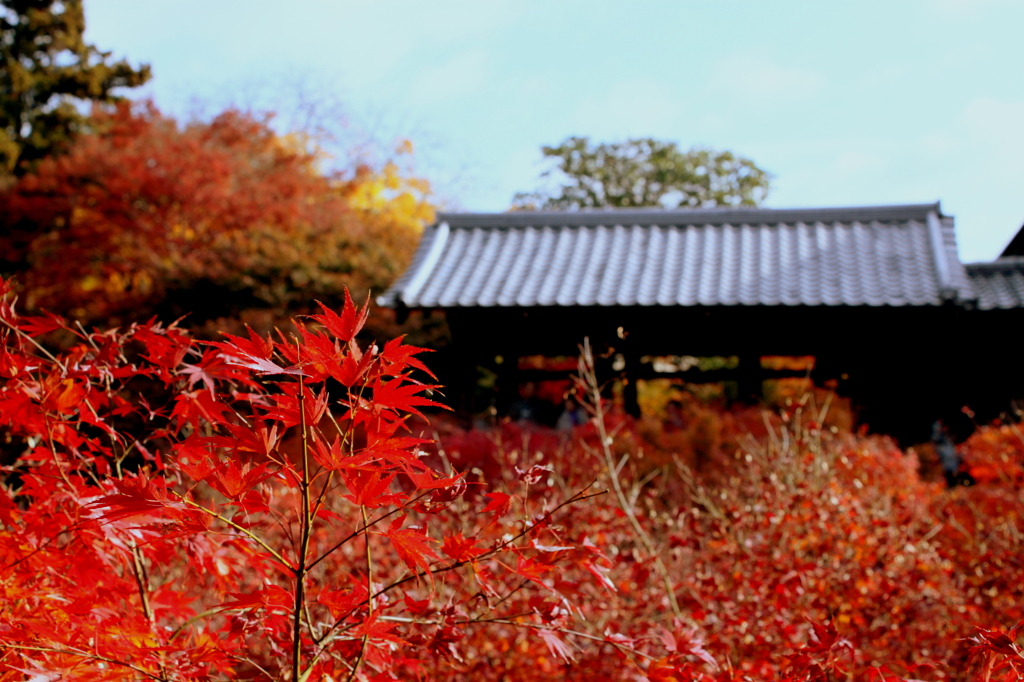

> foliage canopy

[
  {"left": 513, "top": 136, "right": 770, "bottom": 210},
  {"left": 0, "top": 102, "right": 433, "bottom": 332}
]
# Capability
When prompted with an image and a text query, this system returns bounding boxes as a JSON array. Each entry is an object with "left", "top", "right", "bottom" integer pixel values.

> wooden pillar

[
  {"left": 622, "top": 350, "right": 641, "bottom": 418},
  {"left": 735, "top": 353, "right": 762, "bottom": 405},
  {"left": 494, "top": 348, "right": 519, "bottom": 417}
]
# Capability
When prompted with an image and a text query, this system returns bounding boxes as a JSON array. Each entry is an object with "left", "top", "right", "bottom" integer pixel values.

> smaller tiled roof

[
  {"left": 965, "top": 258, "right": 1024, "bottom": 310},
  {"left": 381, "top": 203, "right": 977, "bottom": 309},
  {"left": 1000, "top": 222, "right": 1024, "bottom": 257}
]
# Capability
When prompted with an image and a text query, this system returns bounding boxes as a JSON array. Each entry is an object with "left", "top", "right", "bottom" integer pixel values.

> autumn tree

[
  {"left": 0, "top": 284, "right": 626, "bottom": 681},
  {"left": 0, "top": 102, "right": 433, "bottom": 332},
  {"left": 0, "top": 0, "right": 150, "bottom": 175},
  {"left": 512, "top": 136, "right": 770, "bottom": 210}
]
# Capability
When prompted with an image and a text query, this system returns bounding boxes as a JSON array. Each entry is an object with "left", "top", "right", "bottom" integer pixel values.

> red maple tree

[
  {"left": 2, "top": 280, "right": 1024, "bottom": 681},
  {"left": 0, "top": 284, "right": 628, "bottom": 681}
]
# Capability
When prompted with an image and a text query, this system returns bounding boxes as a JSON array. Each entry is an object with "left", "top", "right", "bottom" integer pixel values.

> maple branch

[
  {"left": 323, "top": 398, "right": 351, "bottom": 455},
  {"left": 307, "top": 490, "right": 431, "bottom": 571},
  {"left": 241, "top": 656, "right": 276, "bottom": 680},
  {"left": 167, "top": 608, "right": 222, "bottom": 641},
  {"left": 73, "top": 319, "right": 98, "bottom": 346},
  {"left": 577, "top": 338, "right": 682, "bottom": 618},
  {"left": 490, "top": 579, "right": 530, "bottom": 611},
  {"left": 174, "top": 493, "right": 294, "bottom": 571},
  {"left": 306, "top": 485, "right": 605, "bottom": 668},
  {"left": 1, "top": 644, "right": 165, "bottom": 681},
  {"left": 309, "top": 469, "right": 334, "bottom": 523},
  {"left": 43, "top": 415, "right": 75, "bottom": 491},
  {"left": 377, "top": 612, "right": 655, "bottom": 666},
  {"left": 128, "top": 541, "right": 169, "bottom": 681},
  {"left": 346, "top": 505, "right": 374, "bottom": 682},
  {"left": 0, "top": 518, "right": 89, "bottom": 571},
  {"left": 477, "top": 619, "right": 657, "bottom": 662},
  {"left": 0, "top": 314, "right": 60, "bottom": 363},
  {"left": 375, "top": 485, "right": 605, "bottom": 600},
  {"left": 293, "top": 372, "right": 313, "bottom": 682},
  {"left": 129, "top": 542, "right": 154, "bottom": 623}
]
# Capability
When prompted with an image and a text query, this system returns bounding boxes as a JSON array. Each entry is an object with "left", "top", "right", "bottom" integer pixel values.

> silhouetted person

[
  {"left": 508, "top": 382, "right": 543, "bottom": 425},
  {"left": 932, "top": 419, "right": 967, "bottom": 487},
  {"left": 556, "top": 396, "right": 587, "bottom": 431},
  {"left": 664, "top": 399, "right": 686, "bottom": 433}
]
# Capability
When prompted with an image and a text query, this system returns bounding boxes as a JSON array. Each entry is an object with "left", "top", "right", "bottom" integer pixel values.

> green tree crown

[{"left": 513, "top": 136, "right": 770, "bottom": 210}]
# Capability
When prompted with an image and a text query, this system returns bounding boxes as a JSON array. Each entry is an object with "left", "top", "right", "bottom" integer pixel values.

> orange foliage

[
  {"left": 0, "top": 102, "right": 433, "bottom": 331},
  {"left": 421, "top": 397, "right": 1024, "bottom": 680},
  {"left": 959, "top": 422, "right": 1024, "bottom": 485}
]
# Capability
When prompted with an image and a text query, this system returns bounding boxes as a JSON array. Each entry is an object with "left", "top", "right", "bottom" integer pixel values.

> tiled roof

[
  {"left": 381, "top": 203, "right": 978, "bottom": 309},
  {"left": 966, "top": 258, "right": 1024, "bottom": 310},
  {"left": 999, "top": 223, "right": 1024, "bottom": 257}
]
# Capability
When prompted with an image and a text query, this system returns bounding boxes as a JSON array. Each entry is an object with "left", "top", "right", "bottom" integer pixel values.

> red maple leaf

[
  {"left": 343, "top": 468, "right": 400, "bottom": 507},
  {"left": 378, "top": 336, "right": 435, "bottom": 379},
  {"left": 480, "top": 491, "right": 513, "bottom": 524},
  {"left": 378, "top": 516, "right": 438, "bottom": 575},
  {"left": 311, "top": 434, "right": 347, "bottom": 470},
  {"left": 310, "top": 291, "right": 369, "bottom": 343},
  {"left": 316, "top": 581, "right": 369, "bottom": 619},
  {"left": 173, "top": 436, "right": 218, "bottom": 482},
  {"left": 349, "top": 611, "right": 406, "bottom": 644},
  {"left": 540, "top": 629, "right": 575, "bottom": 663},
  {"left": 210, "top": 325, "right": 274, "bottom": 362},
  {"left": 512, "top": 554, "right": 550, "bottom": 587},
  {"left": 222, "top": 352, "right": 303, "bottom": 376},
  {"left": 220, "top": 585, "right": 293, "bottom": 611},
  {"left": 89, "top": 470, "right": 176, "bottom": 520},
  {"left": 371, "top": 377, "right": 447, "bottom": 420},
  {"left": 330, "top": 347, "right": 375, "bottom": 387},
  {"left": 18, "top": 313, "right": 65, "bottom": 337},
  {"left": 440, "top": 533, "right": 484, "bottom": 563},
  {"left": 207, "top": 461, "right": 275, "bottom": 500}
]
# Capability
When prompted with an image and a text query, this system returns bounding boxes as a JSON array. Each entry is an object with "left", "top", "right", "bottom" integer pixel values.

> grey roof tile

[
  {"left": 381, "top": 203, "right": 987, "bottom": 309},
  {"left": 966, "top": 258, "right": 1024, "bottom": 310}
]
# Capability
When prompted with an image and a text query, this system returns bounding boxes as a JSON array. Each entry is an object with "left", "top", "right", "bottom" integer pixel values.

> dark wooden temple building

[{"left": 381, "top": 203, "right": 1024, "bottom": 443}]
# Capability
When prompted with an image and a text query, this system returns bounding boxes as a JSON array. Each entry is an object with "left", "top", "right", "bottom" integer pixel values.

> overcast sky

[{"left": 86, "top": 0, "right": 1024, "bottom": 262}]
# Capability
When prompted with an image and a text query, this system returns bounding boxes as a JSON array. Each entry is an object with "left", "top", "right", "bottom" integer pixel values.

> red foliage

[
  {"left": 959, "top": 423, "right": 1024, "bottom": 486},
  {"left": 2, "top": 282, "right": 1024, "bottom": 681},
  {"left": 0, "top": 282, "right": 621, "bottom": 681},
  {"left": 417, "top": 389, "right": 1024, "bottom": 680}
]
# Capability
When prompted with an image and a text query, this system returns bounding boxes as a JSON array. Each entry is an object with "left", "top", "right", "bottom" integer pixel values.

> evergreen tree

[{"left": 0, "top": 0, "right": 150, "bottom": 175}]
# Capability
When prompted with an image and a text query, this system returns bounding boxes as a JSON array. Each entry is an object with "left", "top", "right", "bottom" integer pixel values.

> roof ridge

[
  {"left": 437, "top": 203, "right": 942, "bottom": 229},
  {"left": 966, "top": 256, "right": 1024, "bottom": 269}
]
